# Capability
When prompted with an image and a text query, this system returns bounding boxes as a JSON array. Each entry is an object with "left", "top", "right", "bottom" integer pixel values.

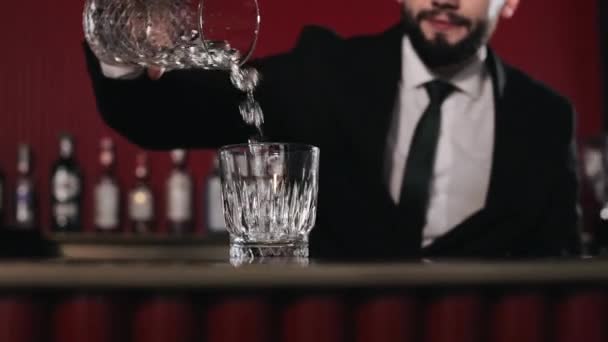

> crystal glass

[
  {"left": 83, "top": 0, "right": 260, "bottom": 70},
  {"left": 219, "top": 143, "right": 320, "bottom": 262}
]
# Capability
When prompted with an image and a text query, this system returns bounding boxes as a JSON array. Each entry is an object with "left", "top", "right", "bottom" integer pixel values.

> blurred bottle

[
  {"left": 166, "top": 149, "right": 193, "bottom": 234},
  {"left": 51, "top": 134, "right": 82, "bottom": 232},
  {"left": 128, "top": 153, "right": 154, "bottom": 233},
  {"left": 94, "top": 138, "right": 121, "bottom": 233},
  {"left": 596, "top": 136, "right": 608, "bottom": 255},
  {"left": 14, "top": 144, "right": 36, "bottom": 230},
  {"left": 0, "top": 165, "right": 4, "bottom": 226},
  {"left": 204, "top": 155, "right": 226, "bottom": 234}
]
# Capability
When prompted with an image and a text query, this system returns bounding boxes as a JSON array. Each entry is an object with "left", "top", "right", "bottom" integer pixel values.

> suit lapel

[
  {"left": 341, "top": 24, "right": 404, "bottom": 185},
  {"left": 484, "top": 50, "right": 524, "bottom": 212},
  {"left": 333, "top": 25, "right": 424, "bottom": 255}
]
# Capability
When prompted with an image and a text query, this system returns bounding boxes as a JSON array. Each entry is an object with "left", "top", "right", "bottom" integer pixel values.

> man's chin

[
  {"left": 421, "top": 30, "right": 468, "bottom": 48},
  {"left": 410, "top": 40, "right": 470, "bottom": 69}
]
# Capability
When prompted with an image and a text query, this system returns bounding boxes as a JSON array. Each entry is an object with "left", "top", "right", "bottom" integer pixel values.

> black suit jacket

[{"left": 85, "top": 24, "right": 581, "bottom": 259}]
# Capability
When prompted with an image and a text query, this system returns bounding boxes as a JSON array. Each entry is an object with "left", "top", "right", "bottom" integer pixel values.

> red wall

[{"left": 0, "top": 0, "right": 602, "bottom": 233}]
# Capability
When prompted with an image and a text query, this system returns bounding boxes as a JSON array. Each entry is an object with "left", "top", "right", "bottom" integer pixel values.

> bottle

[
  {"left": 204, "top": 155, "right": 226, "bottom": 234},
  {"left": 94, "top": 138, "right": 120, "bottom": 233},
  {"left": 0, "top": 165, "right": 5, "bottom": 226},
  {"left": 50, "top": 134, "right": 82, "bottom": 232},
  {"left": 128, "top": 153, "right": 154, "bottom": 233},
  {"left": 166, "top": 149, "right": 193, "bottom": 234},
  {"left": 14, "top": 144, "right": 36, "bottom": 230}
]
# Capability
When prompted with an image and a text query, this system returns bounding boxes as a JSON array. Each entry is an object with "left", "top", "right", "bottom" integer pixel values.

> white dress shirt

[{"left": 386, "top": 36, "right": 495, "bottom": 247}]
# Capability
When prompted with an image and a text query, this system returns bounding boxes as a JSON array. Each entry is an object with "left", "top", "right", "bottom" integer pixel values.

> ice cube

[
  {"left": 239, "top": 97, "right": 263, "bottom": 128},
  {"left": 266, "top": 153, "right": 285, "bottom": 176},
  {"left": 230, "top": 66, "right": 260, "bottom": 92}
]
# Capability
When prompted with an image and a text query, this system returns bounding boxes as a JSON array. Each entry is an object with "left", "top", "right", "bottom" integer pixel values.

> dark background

[{"left": 0, "top": 0, "right": 602, "bottom": 233}]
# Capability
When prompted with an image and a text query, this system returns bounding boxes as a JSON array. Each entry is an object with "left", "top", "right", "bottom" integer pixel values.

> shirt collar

[{"left": 402, "top": 36, "right": 488, "bottom": 99}]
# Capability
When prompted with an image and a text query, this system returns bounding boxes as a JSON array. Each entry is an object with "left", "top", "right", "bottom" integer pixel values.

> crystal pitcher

[{"left": 83, "top": 0, "right": 260, "bottom": 70}]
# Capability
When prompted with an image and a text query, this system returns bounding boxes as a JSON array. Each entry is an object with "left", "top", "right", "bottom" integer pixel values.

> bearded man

[{"left": 85, "top": 0, "right": 581, "bottom": 259}]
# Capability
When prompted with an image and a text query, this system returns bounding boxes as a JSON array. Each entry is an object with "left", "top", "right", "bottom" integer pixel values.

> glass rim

[{"left": 219, "top": 142, "right": 320, "bottom": 153}]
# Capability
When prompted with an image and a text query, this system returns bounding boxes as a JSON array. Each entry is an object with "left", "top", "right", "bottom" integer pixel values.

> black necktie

[{"left": 398, "top": 80, "right": 454, "bottom": 243}]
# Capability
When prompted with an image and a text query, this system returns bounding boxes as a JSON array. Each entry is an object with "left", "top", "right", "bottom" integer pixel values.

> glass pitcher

[{"left": 83, "top": 0, "right": 260, "bottom": 70}]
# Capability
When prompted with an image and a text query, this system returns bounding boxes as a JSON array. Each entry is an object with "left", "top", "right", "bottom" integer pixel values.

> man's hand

[
  {"left": 99, "top": 62, "right": 144, "bottom": 79},
  {"left": 99, "top": 62, "right": 165, "bottom": 80}
]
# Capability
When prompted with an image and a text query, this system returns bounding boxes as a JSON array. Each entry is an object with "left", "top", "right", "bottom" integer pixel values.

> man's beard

[{"left": 402, "top": 7, "right": 488, "bottom": 69}]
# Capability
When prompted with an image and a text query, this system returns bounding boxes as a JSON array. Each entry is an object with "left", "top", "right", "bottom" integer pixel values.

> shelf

[{"left": 47, "top": 232, "right": 230, "bottom": 261}]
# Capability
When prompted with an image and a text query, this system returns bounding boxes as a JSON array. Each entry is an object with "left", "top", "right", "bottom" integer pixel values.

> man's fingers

[{"left": 147, "top": 66, "right": 165, "bottom": 80}]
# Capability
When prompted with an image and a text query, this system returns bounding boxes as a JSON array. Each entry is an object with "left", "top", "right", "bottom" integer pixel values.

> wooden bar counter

[
  {"left": 0, "top": 258, "right": 607, "bottom": 289},
  {"left": 0, "top": 235, "right": 607, "bottom": 342}
]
